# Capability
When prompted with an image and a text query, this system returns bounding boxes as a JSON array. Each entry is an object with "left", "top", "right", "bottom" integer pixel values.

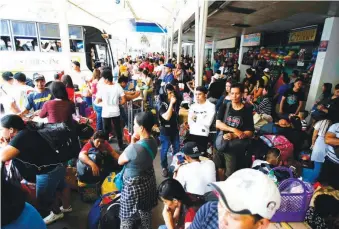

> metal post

[
  {"left": 197, "top": 0, "right": 208, "bottom": 87},
  {"left": 170, "top": 20, "right": 174, "bottom": 59},
  {"left": 211, "top": 40, "right": 216, "bottom": 67},
  {"left": 177, "top": 19, "right": 183, "bottom": 64},
  {"left": 56, "top": 0, "right": 71, "bottom": 74},
  {"left": 194, "top": 0, "right": 200, "bottom": 87}
]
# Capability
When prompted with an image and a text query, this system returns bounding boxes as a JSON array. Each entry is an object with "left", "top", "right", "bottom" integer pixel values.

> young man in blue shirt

[{"left": 189, "top": 169, "right": 281, "bottom": 229}]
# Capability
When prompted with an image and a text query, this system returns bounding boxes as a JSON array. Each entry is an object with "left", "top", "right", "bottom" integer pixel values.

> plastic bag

[{"left": 101, "top": 172, "right": 118, "bottom": 195}]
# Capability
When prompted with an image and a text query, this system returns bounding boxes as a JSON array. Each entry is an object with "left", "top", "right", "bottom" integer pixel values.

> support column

[
  {"left": 306, "top": 17, "right": 339, "bottom": 110},
  {"left": 197, "top": 0, "right": 208, "bottom": 87},
  {"left": 56, "top": 0, "right": 71, "bottom": 74},
  {"left": 211, "top": 40, "right": 216, "bottom": 66},
  {"left": 170, "top": 20, "right": 174, "bottom": 59},
  {"left": 238, "top": 35, "right": 250, "bottom": 82},
  {"left": 194, "top": 0, "right": 200, "bottom": 87},
  {"left": 177, "top": 19, "right": 183, "bottom": 64}
]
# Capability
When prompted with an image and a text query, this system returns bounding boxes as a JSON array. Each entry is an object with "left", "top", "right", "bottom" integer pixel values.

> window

[
  {"left": 12, "top": 21, "right": 38, "bottom": 51},
  {"left": 0, "top": 20, "right": 12, "bottom": 51},
  {"left": 69, "top": 25, "right": 84, "bottom": 52},
  {"left": 39, "top": 23, "right": 61, "bottom": 52}
]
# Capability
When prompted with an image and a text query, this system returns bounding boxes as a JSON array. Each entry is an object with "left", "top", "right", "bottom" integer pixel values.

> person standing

[
  {"left": 0, "top": 72, "right": 19, "bottom": 115},
  {"left": 18, "top": 74, "right": 53, "bottom": 119},
  {"left": 187, "top": 86, "right": 215, "bottom": 153},
  {"left": 159, "top": 84, "right": 179, "bottom": 177},
  {"left": 279, "top": 78, "right": 305, "bottom": 119},
  {"left": 118, "top": 112, "right": 158, "bottom": 229},
  {"left": 12, "top": 72, "right": 34, "bottom": 113},
  {"left": 69, "top": 61, "right": 91, "bottom": 88},
  {"left": 95, "top": 69, "right": 126, "bottom": 151},
  {"left": 61, "top": 74, "right": 75, "bottom": 102}
]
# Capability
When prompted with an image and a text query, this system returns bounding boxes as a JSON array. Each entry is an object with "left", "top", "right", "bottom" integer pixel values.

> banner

[
  {"left": 288, "top": 28, "right": 317, "bottom": 43},
  {"left": 243, "top": 33, "right": 261, "bottom": 47},
  {"left": 216, "top": 37, "right": 236, "bottom": 49}
]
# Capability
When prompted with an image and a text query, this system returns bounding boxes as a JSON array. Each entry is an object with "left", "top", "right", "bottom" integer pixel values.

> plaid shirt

[{"left": 188, "top": 201, "right": 219, "bottom": 229}]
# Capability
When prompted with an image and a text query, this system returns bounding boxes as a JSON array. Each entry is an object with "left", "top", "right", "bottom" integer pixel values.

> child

[{"left": 252, "top": 148, "right": 282, "bottom": 174}]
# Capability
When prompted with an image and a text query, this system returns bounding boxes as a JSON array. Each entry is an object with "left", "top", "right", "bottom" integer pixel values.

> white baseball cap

[
  {"left": 264, "top": 68, "right": 270, "bottom": 73},
  {"left": 209, "top": 169, "right": 281, "bottom": 220}
]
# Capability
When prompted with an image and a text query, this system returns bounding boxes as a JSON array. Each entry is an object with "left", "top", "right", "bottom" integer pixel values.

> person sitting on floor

[
  {"left": 252, "top": 148, "right": 282, "bottom": 173},
  {"left": 173, "top": 142, "right": 216, "bottom": 196},
  {"left": 77, "top": 131, "right": 121, "bottom": 183}
]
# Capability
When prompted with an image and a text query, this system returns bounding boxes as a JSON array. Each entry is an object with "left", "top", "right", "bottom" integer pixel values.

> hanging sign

[
  {"left": 216, "top": 38, "right": 236, "bottom": 49},
  {"left": 243, "top": 33, "right": 261, "bottom": 47},
  {"left": 288, "top": 27, "right": 317, "bottom": 43}
]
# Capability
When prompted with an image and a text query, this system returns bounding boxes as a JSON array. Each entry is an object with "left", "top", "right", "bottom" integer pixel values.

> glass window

[
  {"left": 68, "top": 26, "right": 82, "bottom": 40},
  {"left": 70, "top": 40, "right": 84, "bottom": 52},
  {"left": 14, "top": 38, "right": 38, "bottom": 51},
  {"left": 12, "top": 21, "right": 37, "bottom": 37},
  {"left": 39, "top": 23, "right": 60, "bottom": 38},
  {"left": 0, "top": 20, "right": 12, "bottom": 51},
  {"left": 41, "top": 39, "right": 62, "bottom": 52}
]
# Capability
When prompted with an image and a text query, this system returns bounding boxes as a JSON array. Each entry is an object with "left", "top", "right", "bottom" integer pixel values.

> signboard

[
  {"left": 318, "top": 40, "right": 329, "bottom": 52},
  {"left": 205, "top": 42, "right": 212, "bottom": 49},
  {"left": 216, "top": 37, "right": 236, "bottom": 49},
  {"left": 288, "top": 28, "right": 317, "bottom": 43},
  {"left": 243, "top": 33, "right": 261, "bottom": 47}
]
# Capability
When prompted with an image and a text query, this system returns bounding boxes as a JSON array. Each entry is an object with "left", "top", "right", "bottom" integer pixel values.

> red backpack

[{"left": 260, "top": 135, "right": 294, "bottom": 162}]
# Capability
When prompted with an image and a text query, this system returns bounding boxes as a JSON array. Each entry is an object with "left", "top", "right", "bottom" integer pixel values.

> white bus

[{"left": 0, "top": 18, "right": 114, "bottom": 83}]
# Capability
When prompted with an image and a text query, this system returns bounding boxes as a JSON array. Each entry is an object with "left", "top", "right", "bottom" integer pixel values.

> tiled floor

[{"left": 48, "top": 141, "right": 166, "bottom": 229}]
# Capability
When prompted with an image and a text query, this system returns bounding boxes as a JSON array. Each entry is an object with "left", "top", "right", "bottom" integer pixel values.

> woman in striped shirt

[{"left": 250, "top": 87, "right": 272, "bottom": 116}]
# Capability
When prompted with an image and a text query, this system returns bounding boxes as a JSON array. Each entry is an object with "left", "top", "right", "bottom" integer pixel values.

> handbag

[
  {"left": 114, "top": 140, "right": 155, "bottom": 191},
  {"left": 215, "top": 102, "right": 231, "bottom": 151}
]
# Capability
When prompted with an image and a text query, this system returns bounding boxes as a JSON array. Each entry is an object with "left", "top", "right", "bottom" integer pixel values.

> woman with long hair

[
  {"left": 61, "top": 74, "right": 75, "bottom": 102},
  {"left": 118, "top": 112, "right": 158, "bottom": 229},
  {"left": 39, "top": 81, "right": 75, "bottom": 126},
  {"left": 158, "top": 179, "right": 203, "bottom": 229}
]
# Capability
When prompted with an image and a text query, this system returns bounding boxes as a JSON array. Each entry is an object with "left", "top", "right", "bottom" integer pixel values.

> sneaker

[
  {"left": 60, "top": 205, "right": 72, "bottom": 213},
  {"left": 43, "top": 211, "right": 64, "bottom": 225},
  {"left": 162, "top": 168, "right": 169, "bottom": 177}
]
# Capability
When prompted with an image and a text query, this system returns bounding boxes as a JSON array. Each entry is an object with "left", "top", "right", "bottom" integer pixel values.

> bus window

[
  {"left": 39, "top": 23, "right": 62, "bottom": 52},
  {"left": 12, "top": 21, "right": 38, "bottom": 51},
  {"left": 0, "top": 20, "right": 12, "bottom": 51},
  {"left": 69, "top": 25, "right": 84, "bottom": 52}
]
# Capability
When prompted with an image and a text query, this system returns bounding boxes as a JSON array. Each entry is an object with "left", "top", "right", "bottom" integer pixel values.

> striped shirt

[
  {"left": 314, "top": 119, "right": 331, "bottom": 137},
  {"left": 253, "top": 97, "right": 272, "bottom": 115},
  {"left": 188, "top": 201, "right": 218, "bottom": 229},
  {"left": 326, "top": 123, "right": 339, "bottom": 164}
]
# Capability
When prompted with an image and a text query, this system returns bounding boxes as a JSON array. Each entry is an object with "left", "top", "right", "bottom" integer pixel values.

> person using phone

[{"left": 173, "top": 142, "right": 216, "bottom": 196}]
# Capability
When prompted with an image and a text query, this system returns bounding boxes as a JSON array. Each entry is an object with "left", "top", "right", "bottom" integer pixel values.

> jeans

[
  {"left": 160, "top": 132, "right": 180, "bottom": 169},
  {"left": 93, "top": 104, "right": 103, "bottom": 131},
  {"left": 36, "top": 165, "right": 66, "bottom": 211},
  {"left": 120, "top": 105, "right": 128, "bottom": 127},
  {"left": 103, "top": 116, "right": 123, "bottom": 147}
]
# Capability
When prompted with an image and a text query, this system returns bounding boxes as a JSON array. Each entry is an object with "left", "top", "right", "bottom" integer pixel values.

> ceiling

[{"left": 179, "top": 1, "right": 339, "bottom": 42}]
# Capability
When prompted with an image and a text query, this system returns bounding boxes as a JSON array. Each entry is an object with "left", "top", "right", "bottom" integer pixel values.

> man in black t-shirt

[
  {"left": 0, "top": 115, "right": 71, "bottom": 225},
  {"left": 215, "top": 83, "right": 254, "bottom": 180},
  {"left": 158, "top": 84, "right": 179, "bottom": 177},
  {"left": 279, "top": 78, "right": 305, "bottom": 119}
]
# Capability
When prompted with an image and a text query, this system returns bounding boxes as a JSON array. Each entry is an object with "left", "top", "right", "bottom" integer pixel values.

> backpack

[
  {"left": 260, "top": 135, "right": 294, "bottom": 162},
  {"left": 77, "top": 146, "right": 104, "bottom": 184},
  {"left": 26, "top": 121, "right": 81, "bottom": 163}
]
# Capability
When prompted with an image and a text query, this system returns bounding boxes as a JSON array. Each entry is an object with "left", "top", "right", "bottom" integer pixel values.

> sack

[
  {"left": 101, "top": 173, "right": 118, "bottom": 195},
  {"left": 77, "top": 147, "right": 104, "bottom": 184},
  {"left": 26, "top": 121, "right": 81, "bottom": 163},
  {"left": 87, "top": 191, "right": 119, "bottom": 229},
  {"left": 215, "top": 102, "right": 231, "bottom": 152}
]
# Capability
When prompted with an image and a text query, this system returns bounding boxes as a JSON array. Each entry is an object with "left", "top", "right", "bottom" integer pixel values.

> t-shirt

[
  {"left": 0, "top": 84, "right": 16, "bottom": 115},
  {"left": 25, "top": 89, "right": 53, "bottom": 111},
  {"left": 188, "top": 101, "right": 216, "bottom": 137},
  {"left": 69, "top": 70, "right": 91, "bottom": 87},
  {"left": 12, "top": 85, "right": 34, "bottom": 112},
  {"left": 96, "top": 84, "right": 125, "bottom": 118},
  {"left": 277, "top": 84, "right": 290, "bottom": 103},
  {"left": 188, "top": 201, "right": 218, "bottom": 229},
  {"left": 159, "top": 101, "right": 178, "bottom": 136},
  {"left": 175, "top": 160, "right": 216, "bottom": 195},
  {"left": 282, "top": 88, "right": 305, "bottom": 114},
  {"left": 9, "top": 129, "right": 61, "bottom": 167},
  {"left": 217, "top": 103, "right": 254, "bottom": 132},
  {"left": 39, "top": 100, "right": 75, "bottom": 124},
  {"left": 81, "top": 140, "right": 114, "bottom": 153},
  {"left": 123, "top": 138, "right": 158, "bottom": 178},
  {"left": 66, "top": 87, "right": 75, "bottom": 101},
  {"left": 326, "top": 123, "right": 339, "bottom": 164},
  {"left": 163, "top": 73, "right": 174, "bottom": 84}
]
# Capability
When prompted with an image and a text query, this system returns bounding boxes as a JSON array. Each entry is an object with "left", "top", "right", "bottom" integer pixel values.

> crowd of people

[{"left": 1, "top": 52, "right": 339, "bottom": 229}]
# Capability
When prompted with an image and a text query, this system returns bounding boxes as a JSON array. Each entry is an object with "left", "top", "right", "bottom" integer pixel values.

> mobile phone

[{"left": 177, "top": 155, "right": 185, "bottom": 164}]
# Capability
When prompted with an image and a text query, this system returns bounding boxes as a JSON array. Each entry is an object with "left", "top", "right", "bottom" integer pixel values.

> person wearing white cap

[
  {"left": 262, "top": 68, "right": 271, "bottom": 87},
  {"left": 188, "top": 169, "right": 281, "bottom": 229}
]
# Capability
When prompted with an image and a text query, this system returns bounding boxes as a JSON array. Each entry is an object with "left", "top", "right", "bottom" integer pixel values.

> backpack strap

[
  {"left": 137, "top": 140, "right": 155, "bottom": 160},
  {"left": 222, "top": 102, "right": 231, "bottom": 124}
]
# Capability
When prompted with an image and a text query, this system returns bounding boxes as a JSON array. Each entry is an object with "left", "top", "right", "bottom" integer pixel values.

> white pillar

[
  {"left": 177, "top": 19, "right": 183, "bottom": 64},
  {"left": 306, "top": 17, "right": 339, "bottom": 110},
  {"left": 238, "top": 35, "right": 250, "bottom": 82},
  {"left": 170, "top": 20, "right": 174, "bottom": 59},
  {"left": 194, "top": 0, "right": 200, "bottom": 87},
  {"left": 56, "top": 0, "right": 71, "bottom": 74},
  {"left": 211, "top": 40, "right": 216, "bottom": 66},
  {"left": 197, "top": 0, "right": 208, "bottom": 86}
]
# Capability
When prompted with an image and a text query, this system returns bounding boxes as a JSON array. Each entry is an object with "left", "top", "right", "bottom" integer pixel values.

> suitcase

[{"left": 124, "top": 100, "right": 143, "bottom": 143}]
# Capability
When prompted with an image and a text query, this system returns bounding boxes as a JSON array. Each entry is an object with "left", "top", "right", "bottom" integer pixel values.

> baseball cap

[
  {"left": 209, "top": 168, "right": 281, "bottom": 219},
  {"left": 165, "top": 63, "right": 175, "bottom": 69},
  {"left": 264, "top": 68, "right": 270, "bottom": 73},
  {"left": 33, "top": 73, "right": 45, "bottom": 81},
  {"left": 2, "top": 71, "right": 13, "bottom": 81},
  {"left": 182, "top": 142, "right": 202, "bottom": 158}
]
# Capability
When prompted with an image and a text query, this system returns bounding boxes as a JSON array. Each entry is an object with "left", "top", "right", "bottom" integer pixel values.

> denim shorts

[{"left": 36, "top": 165, "right": 66, "bottom": 209}]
